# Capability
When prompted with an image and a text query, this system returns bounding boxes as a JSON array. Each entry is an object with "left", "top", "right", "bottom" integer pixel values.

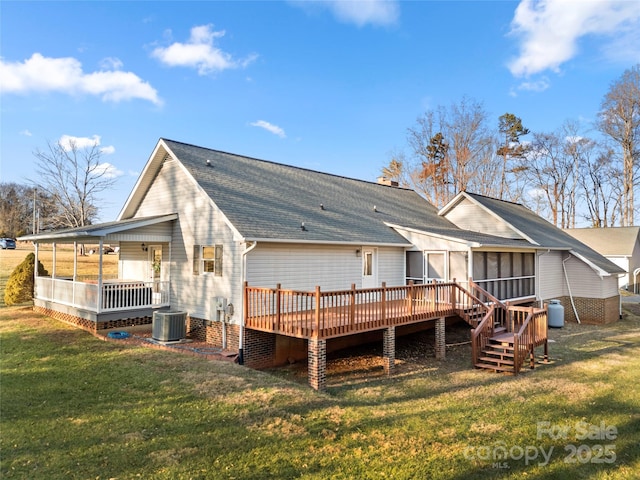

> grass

[{"left": 1, "top": 249, "right": 640, "bottom": 479}]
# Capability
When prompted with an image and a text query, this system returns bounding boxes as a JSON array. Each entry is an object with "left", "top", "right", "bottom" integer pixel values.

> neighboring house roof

[
  {"left": 441, "top": 192, "right": 625, "bottom": 276},
  {"left": 563, "top": 226, "right": 640, "bottom": 257},
  {"left": 19, "top": 214, "right": 177, "bottom": 242}
]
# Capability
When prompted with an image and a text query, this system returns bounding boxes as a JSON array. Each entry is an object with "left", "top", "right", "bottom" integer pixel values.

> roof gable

[{"left": 443, "top": 192, "right": 625, "bottom": 275}]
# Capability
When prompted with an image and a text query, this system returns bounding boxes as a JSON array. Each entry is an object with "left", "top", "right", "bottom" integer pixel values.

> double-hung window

[{"left": 193, "top": 245, "right": 223, "bottom": 276}]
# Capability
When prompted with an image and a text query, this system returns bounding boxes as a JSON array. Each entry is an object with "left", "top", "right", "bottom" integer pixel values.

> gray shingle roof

[
  {"left": 465, "top": 193, "right": 626, "bottom": 275},
  {"left": 564, "top": 226, "right": 640, "bottom": 256},
  {"left": 164, "top": 139, "right": 459, "bottom": 245}
]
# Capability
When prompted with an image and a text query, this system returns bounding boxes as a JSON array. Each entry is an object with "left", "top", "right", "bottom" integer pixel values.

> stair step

[
  {"left": 475, "top": 362, "right": 515, "bottom": 373},
  {"left": 492, "top": 332, "right": 515, "bottom": 343},
  {"left": 483, "top": 350, "right": 515, "bottom": 358},
  {"left": 479, "top": 356, "right": 515, "bottom": 366},
  {"left": 493, "top": 326, "right": 506, "bottom": 334}
]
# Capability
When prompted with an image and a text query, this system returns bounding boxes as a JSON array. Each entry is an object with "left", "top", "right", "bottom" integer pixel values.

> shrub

[{"left": 4, "top": 253, "right": 49, "bottom": 306}]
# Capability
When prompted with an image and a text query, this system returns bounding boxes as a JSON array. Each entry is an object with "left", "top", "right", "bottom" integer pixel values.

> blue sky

[{"left": 2, "top": 0, "right": 639, "bottom": 222}]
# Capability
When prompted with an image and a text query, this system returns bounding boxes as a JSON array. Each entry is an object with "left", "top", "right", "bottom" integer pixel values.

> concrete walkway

[{"left": 622, "top": 294, "right": 640, "bottom": 304}]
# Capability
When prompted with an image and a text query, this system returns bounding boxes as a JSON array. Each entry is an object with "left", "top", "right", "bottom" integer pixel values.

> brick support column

[
  {"left": 435, "top": 317, "right": 446, "bottom": 360},
  {"left": 308, "top": 338, "right": 327, "bottom": 391},
  {"left": 383, "top": 326, "right": 395, "bottom": 375}
]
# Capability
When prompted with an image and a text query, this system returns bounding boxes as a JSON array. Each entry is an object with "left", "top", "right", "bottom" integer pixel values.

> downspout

[
  {"left": 238, "top": 241, "right": 258, "bottom": 365},
  {"left": 562, "top": 255, "right": 581, "bottom": 324}
]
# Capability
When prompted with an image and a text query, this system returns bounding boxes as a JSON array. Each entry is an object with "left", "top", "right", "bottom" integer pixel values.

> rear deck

[{"left": 244, "top": 281, "right": 547, "bottom": 390}]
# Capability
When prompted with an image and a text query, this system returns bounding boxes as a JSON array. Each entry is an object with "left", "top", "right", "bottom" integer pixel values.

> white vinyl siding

[
  {"left": 133, "top": 157, "right": 242, "bottom": 323},
  {"left": 444, "top": 198, "right": 522, "bottom": 239},
  {"left": 246, "top": 244, "right": 405, "bottom": 291}
]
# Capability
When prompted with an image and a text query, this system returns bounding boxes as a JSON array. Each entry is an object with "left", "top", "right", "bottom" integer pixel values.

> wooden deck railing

[{"left": 244, "top": 281, "right": 480, "bottom": 340}]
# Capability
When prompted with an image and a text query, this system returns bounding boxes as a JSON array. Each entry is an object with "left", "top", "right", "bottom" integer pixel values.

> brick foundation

[
  {"left": 382, "top": 326, "right": 395, "bottom": 375},
  {"left": 549, "top": 295, "right": 620, "bottom": 325},
  {"left": 186, "top": 316, "right": 240, "bottom": 350},
  {"left": 243, "top": 329, "right": 277, "bottom": 369},
  {"left": 33, "top": 306, "right": 152, "bottom": 333},
  {"left": 308, "top": 338, "right": 327, "bottom": 391},
  {"left": 435, "top": 317, "right": 446, "bottom": 360}
]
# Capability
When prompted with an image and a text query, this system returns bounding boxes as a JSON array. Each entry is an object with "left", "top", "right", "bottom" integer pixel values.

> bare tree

[
  {"left": 577, "top": 145, "right": 622, "bottom": 227},
  {"left": 399, "top": 96, "right": 496, "bottom": 207},
  {"left": 33, "top": 139, "right": 117, "bottom": 229},
  {"left": 597, "top": 64, "right": 640, "bottom": 226},
  {"left": 522, "top": 131, "right": 577, "bottom": 227}
]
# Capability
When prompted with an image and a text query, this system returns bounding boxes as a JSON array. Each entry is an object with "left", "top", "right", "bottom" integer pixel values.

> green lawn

[{"left": 1, "top": 303, "right": 639, "bottom": 479}]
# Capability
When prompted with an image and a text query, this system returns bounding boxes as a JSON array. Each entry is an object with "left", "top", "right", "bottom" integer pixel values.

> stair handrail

[
  {"left": 468, "top": 278, "right": 509, "bottom": 329},
  {"left": 451, "top": 282, "right": 490, "bottom": 317},
  {"left": 468, "top": 278, "right": 508, "bottom": 310},
  {"left": 470, "top": 304, "right": 495, "bottom": 366}
]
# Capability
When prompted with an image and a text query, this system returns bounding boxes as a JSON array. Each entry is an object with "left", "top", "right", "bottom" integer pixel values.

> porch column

[
  {"left": 383, "top": 326, "right": 396, "bottom": 375},
  {"left": 97, "top": 239, "right": 104, "bottom": 313},
  {"left": 308, "top": 338, "right": 326, "bottom": 391},
  {"left": 435, "top": 317, "right": 446, "bottom": 360}
]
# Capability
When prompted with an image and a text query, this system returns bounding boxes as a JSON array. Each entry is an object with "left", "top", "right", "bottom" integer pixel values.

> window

[{"left": 193, "top": 245, "right": 223, "bottom": 276}]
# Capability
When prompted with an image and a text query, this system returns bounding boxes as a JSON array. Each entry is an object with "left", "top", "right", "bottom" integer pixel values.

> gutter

[{"left": 238, "top": 241, "right": 258, "bottom": 365}]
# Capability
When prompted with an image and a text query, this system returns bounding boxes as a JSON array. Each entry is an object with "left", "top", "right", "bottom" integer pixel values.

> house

[
  {"left": 20, "top": 139, "right": 624, "bottom": 389},
  {"left": 564, "top": 227, "right": 640, "bottom": 293}
]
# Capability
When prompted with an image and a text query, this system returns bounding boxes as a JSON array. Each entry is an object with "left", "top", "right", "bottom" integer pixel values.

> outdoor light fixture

[
  {"left": 356, "top": 249, "right": 361, "bottom": 257},
  {"left": 141, "top": 243, "right": 148, "bottom": 252}
]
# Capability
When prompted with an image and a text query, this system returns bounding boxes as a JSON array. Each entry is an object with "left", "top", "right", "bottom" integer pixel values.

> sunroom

[{"left": 19, "top": 214, "right": 177, "bottom": 329}]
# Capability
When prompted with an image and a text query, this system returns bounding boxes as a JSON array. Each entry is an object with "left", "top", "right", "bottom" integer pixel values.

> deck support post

[
  {"left": 308, "top": 338, "right": 326, "bottom": 391},
  {"left": 383, "top": 326, "right": 395, "bottom": 375},
  {"left": 435, "top": 317, "right": 446, "bottom": 360}
]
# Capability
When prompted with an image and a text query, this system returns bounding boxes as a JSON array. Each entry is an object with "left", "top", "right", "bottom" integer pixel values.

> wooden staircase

[
  {"left": 460, "top": 280, "right": 549, "bottom": 376},
  {"left": 475, "top": 332, "right": 516, "bottom": 373}
]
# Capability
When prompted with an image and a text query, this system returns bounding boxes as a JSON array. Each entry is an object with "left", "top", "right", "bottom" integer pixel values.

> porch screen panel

[
  {"left": 524, "top": 252, "right": 535, "bottom": 296},
  {"left": 473, "top": 252, "right": 486, "bottom": 279},
  {"left": 449, "top": 252, "right": 467, "bottom": 285},
  {"left": 486, "top": 252, "right": 499, "bottom": 297},
  {"left": 500, "top": 253, "right": 512, "bottom": 298},
  {"left": 512, "top": 253, "right": 523, "bottom": 297},
  {"left": 406, "top": 251, "right": 424, "bottom": 284},
  {"left": 427, "top": 253, "right": 445, "bottom": 279}
]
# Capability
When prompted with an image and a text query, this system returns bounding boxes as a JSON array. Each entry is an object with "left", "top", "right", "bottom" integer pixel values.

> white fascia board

[
  {"left": 243, "top": 237, "right": 411, "bottom": 247},
  {"left": 172, "top": 151, "right": 245, "bottom": 243},
  {"left": 118, "top": 139, "right": 168, "bottom": 221}
]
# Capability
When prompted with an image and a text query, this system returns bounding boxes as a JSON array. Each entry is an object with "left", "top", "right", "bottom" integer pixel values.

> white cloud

[
  {"left": 511, "top": 75, "right": 551, "bottom": 96},
  {"left": 291, "top": 0, "right": 399, "bottom": 27},
  {"left": 94, "top": 162, "right": 123, "bottom": 179},
  {"left": 20, "top": 129, "right": 32, "bottom": 136},
  {"left": 59, "top": 134, "right": 115, "bottom": 155},
  {"left": 250, "top": 120, "right": 286, "bottom": 138},
  {"left": 508, "top": 0, "right": 640, "bottom": 77},
  {"left": 0, "top": 53, "right": 162, "bottom": 105},
  {"left": 151, "top": 24, "right": 258, "bottom": 75}
]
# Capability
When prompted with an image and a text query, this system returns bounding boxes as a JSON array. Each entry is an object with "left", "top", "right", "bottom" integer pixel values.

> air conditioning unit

[{"left": 152, "top": 311, "right": 187, "bottom": 342}]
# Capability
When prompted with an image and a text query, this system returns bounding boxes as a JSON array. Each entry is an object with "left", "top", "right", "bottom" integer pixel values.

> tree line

[{"left": 382, "top": 64, "right": 639, "bottom": 228}]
